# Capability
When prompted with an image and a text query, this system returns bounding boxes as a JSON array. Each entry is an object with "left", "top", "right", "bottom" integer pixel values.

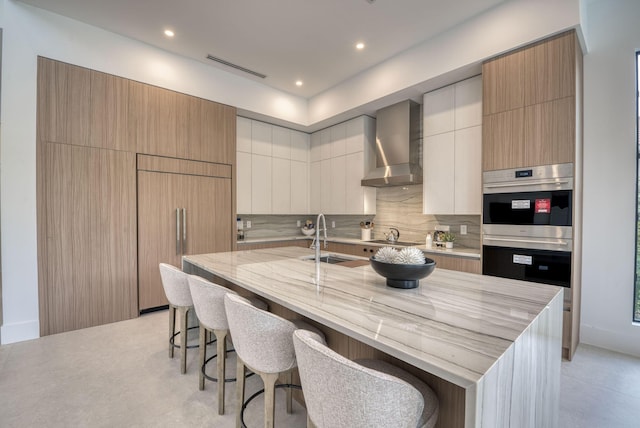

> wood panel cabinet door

[
  {"left": 37, "top": 57, "right": 90, "bottom": 146},
  {"left": 37, "top": 142, "right": 137, "bottom": 336},
  {"left": 89, "top": 70, "right": 132, "bottom": 151},
  {"left": 137, "top": 170, "right": 233, "bottom": 310},
  {"left": 524, "top": 97, "right": 575, "bottom": 166},
  {"left": 178, "top": 96, "right": 236, "bottom": 164},
  {"left": 482, "top": 49, "right": 525, "bottom": 115},
  {"left": 524, "top": 31, "right": 576, "bottom": 106},
  {"left": 482, "top": 108, "right": 525, "bottom": 171},
  {"left": 129, "top": 81, "right": 178, "bottom": 157}
]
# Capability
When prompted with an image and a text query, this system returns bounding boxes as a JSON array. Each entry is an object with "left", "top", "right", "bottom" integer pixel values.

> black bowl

[{"left": 369, "top": 257, "right": 436, "bottom": 289}]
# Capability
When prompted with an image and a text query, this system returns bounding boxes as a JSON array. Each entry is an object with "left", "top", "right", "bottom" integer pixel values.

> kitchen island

[{"left": 183, "top": 247, "right": 562, "bottom": 428}]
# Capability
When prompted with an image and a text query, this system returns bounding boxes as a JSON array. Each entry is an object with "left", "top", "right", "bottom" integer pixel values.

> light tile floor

[{"left": 0, "top": 311, "right": 639, "bottom": 427}]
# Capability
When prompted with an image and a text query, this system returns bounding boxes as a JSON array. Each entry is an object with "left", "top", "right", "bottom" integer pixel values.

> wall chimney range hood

[{"left": 361, "top": 100, "right": 422, "bottom": 187}]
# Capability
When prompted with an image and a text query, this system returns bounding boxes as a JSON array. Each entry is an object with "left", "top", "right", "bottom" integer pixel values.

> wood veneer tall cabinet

[
  {"left": 137, "top": 156, "right": 233, "bottom": 310},
  {"left": 481, "top": 31, "right": 583, "bottom": 359},
  {"left": 37, "top": 57, "right": 237, "bottom": 332},
  {"left": 36, "top": 142, "right": 138, "bottom": 336},
  {"left": 482, "top": 31, "right": 578, "bottom": 171}
]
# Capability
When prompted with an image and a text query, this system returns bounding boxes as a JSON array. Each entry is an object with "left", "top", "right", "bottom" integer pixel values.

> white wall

[
  {"left": 309, "top": 0, "right": 583, "bottom": 124},
  {"left": 580, "top": 0, "right": 640, "bottom": 356}
]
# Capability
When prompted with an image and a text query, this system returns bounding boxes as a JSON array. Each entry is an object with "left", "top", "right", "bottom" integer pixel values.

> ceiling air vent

[{"left": 205, "top": 54, "right": 267, "bottom": 79}]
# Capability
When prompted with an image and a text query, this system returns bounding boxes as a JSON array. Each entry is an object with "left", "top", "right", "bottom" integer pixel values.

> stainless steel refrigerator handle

[
  {"left": 176, "top": 208, "right": 181, "bottom": 255},
  {"left": 483, "top": 236, "right": 569, "bottom": 246},
  {"left": 182, "top": 208, "right": 187, "bottom": 254},
  {"left": 483, "top": 179, "right": 570, "bottom": 189}
]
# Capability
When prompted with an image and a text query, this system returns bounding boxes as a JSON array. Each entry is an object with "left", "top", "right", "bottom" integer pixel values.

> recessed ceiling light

[
  {"left": 164, "top": 29, "right": 175, "bottom": 38},
  {"left": 295, "top": 80, "right": 303, "bottom": 87},
  {"left": 356, "top": 42, "right": 365, "bottom": 50}
]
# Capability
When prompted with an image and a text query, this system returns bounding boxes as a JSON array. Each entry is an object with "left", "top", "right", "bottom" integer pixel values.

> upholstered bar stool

[
  {"left": 292, "top": 329, "right": 439, "bottom": 428},
  {"left": 159, "top": 263, "right": 197, "bottom": 374},
  {"left": 187, "top": 274, "right": 268, "bottom": 415},
  {"left": 224, "top": 293, "right": 325, "bottom": 428}
]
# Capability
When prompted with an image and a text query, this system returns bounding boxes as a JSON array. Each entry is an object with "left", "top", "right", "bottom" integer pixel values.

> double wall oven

[{"left": 482, "top": 163, "right": 573, "bottom": 288}]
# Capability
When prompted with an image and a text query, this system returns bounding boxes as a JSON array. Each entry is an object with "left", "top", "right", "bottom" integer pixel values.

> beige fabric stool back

[
  {"left": 225, "top": 293, "right": 324, "bottom": 428},
  {"left": 293, "top": 329, "right": 439, "bottom": 428},
  {"left": 188, "top": 274, "right": 267, "bottom": 415},
  {"left": 159, "top": 263, "right": 193, "bottom": 374}
]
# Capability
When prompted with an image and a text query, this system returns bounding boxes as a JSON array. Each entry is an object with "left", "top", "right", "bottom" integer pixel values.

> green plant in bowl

[{"left": 442, "top": 232, "right": 456, "bottom": 242}]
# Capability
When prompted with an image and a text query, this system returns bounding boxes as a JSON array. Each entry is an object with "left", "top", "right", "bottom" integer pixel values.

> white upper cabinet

[
  {"left": 423, "top": 76, "right": 482, "bottom": 215},
  {"left": 236, "top": 151, "right": 252, "bottom": 214},
  {"left": 454, "top": 76, "right": 482, "bottom": 129},
  {"left": 251, "top": 121, "right": 272, "bottom": 156},
  {"left": 290, "top": 160, "right": 309, "bottom": 214},
  {"left": 330, "top": 122, "right": 346, "bottom": 158},
  {"left": 251, "top": 154, "right": 272, "bottom": 214},
  {"left": 290, "top": 131, "right": 309, "bottom": 162},
  {"left": 424, "top": 85, "right": 454, "bottom": 136},
  {"left": 454, "top": 126, "right": 482, "bottom": 214},
  {"left": 424, "top": 133, "right": 455, "bottom": 214},
  {"left": 237, "top": 117, "right": 310, "bottom": 214},
  {"left": 237, "top": 116, "right": 374, "bottom": 216},
  {"left": 320, "top": 129, "right": 331, "bottom": 160},
  {"left": 237, "top": 117, "right": 252, "bottom": 153},
  {"left": 309, "top": 116, "right": 376, "bottom": 215},
  {"left": 309, "top": 161, "right": 321, "bottom": 214},
  {"left": 271, "top": 157, "right": 291, "bottom": 214},
  {"left": 271, "top": 126, "right": 291, "bottom": 159}
]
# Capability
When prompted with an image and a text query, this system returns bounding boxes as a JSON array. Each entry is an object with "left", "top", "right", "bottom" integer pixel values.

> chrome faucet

[{"left": 313, "top": 213, "right": 328, "bottom": 283}]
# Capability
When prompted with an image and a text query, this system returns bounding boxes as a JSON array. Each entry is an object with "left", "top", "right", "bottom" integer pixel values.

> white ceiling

[{"left": 19, "top": 0, "right": 507, "bottom": 98}]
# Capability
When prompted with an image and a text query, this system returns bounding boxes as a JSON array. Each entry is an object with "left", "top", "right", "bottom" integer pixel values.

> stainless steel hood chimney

[{"left": 361, "top": 100, "right": 422, "bottom": 187}]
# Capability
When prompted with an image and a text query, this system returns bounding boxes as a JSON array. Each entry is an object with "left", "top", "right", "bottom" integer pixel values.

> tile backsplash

[
  {"left": 373, "top": 185, "right": 480, "bottom": 249},
  {"left": 238, "top": 185, "right": 480, "bottom": 249}
]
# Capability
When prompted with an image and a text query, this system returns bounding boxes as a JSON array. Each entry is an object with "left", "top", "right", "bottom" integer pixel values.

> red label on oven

[{"left": 535, "top": 198, "right": 551, "bottom": 213}]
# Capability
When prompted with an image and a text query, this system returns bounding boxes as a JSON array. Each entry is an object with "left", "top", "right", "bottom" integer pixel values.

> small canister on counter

[
  {"left": 426, "top": 233, "right": 433, "bottom": 248},
  {"left": 361, "top": 228, "right": 371, "bottom": 241}
]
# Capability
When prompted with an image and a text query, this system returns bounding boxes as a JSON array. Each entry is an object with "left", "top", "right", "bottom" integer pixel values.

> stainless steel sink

[
  {"left": 300, "top": 254, "right": 361, "bottom": 264},
  {"left": 367, "top": 239, "right": 420, "bottom": 246}
]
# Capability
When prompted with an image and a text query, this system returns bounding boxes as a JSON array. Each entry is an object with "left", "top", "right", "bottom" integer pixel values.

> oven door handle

[
  {"left": 483, "top": 179, "right": 571, "bottom": 189},
  {"left": 483, "top": 236, "right": 570, "bottom": 246}
]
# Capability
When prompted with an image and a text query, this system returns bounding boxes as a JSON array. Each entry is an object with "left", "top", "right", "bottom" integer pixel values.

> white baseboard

[
  {"left": 580, "top": 323, "right": 640, "bottom": 358},
  {"left": 1, "top": 319, "right": 40, "bottom": 344}
]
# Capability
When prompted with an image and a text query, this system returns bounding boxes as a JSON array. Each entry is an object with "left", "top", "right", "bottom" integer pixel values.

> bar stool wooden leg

[
  {"left": 169, "top": 305, "right": 176, "bottom": 358},
  {"left": 236, "top": 358, "right": 246, "bottom": 428},
  {"left": 180, "top": 307, "right": 188, "bottom": 374},
  {"left": 214, "top": 329, "right": 228, "bottom": 415},
  {"left": 198, "top": 324, "right": 207, "bottom": 390},
  {"left": 262, "top": 372, "right": 279, "bottom": 428}
]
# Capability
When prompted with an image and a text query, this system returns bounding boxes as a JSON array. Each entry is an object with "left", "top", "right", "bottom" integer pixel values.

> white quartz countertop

[
  {"left": 183, "top": 246, "right": 560, "bottom": 389},
  {"left": 237, "top": 235, "right": 481, "bottom": 259}
]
